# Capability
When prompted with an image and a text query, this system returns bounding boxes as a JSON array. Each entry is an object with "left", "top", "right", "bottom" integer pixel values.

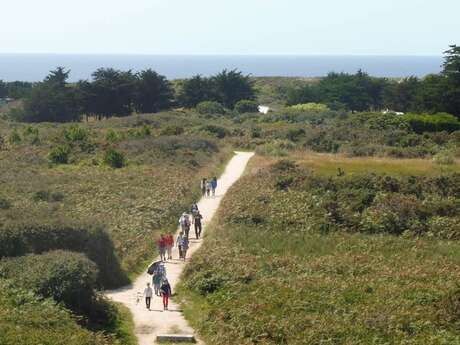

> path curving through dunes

[{"left": 106, "top": 151, "right": 254, "bottom": 345}]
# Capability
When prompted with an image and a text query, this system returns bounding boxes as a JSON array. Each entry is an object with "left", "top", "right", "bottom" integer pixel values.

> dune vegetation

[{"left": 179, "top": 153, "right": 460, "bottom": 345}]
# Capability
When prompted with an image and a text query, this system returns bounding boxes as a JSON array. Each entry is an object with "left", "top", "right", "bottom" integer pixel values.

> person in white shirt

[{"left": 144, "top": 282, "right": 153, "bottom": 309}]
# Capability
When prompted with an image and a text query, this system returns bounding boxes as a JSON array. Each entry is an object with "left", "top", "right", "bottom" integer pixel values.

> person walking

[
  {"left": 160, "top": 279, "right": 172, "bottom": 311},
  {"left": 211, "top": 177, "right": 217, "bottom": 196},
  {"left": 205, "top": 180, "right": 212, "bottom": 197},
  {"left": 179, "top": 213, "right": 191, "bottom": 238},
  {"left": 157, "top": 234, "right": 166, "bottom": 261},
  {"left": 152, "top": 270, "right": 162, "bottom": 296},
  {"left": 191, "top": 202, "right": 199, "bottom": 217},
  {"left": 166, "top": 233, "right": 174, "bottom": 260},
  {"left": 176, "top": 232, "right": 189, "bottom": 261},
  {"left": 200, "top": 178, "right": 207, "bottom": 197},
  {"left": 143, "top": 282, "right": 153, "bottom": 310},
  {"left": 194, "top": 211, "right": 203, "bottom": 239}
]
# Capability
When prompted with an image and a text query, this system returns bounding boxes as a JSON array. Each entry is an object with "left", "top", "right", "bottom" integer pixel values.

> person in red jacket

[
  {"left": 165, "top": 233, "right": 174, "bottom": 260},
  {"left": 157, "top": 234, "right": 166, "bottom": 261}
]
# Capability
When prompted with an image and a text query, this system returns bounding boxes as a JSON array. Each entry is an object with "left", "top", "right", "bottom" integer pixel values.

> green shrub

[
  {"left": 361, "top": 193, "right": 423, "bottom": 235},
  {"left": 0, "top": 251, "right": 98, "bottom": 316},
  {"left": 8, "top": 128, "right": 21, "bottom": 145},
  {"left": 0, "top": 281, "right": 112, "bottom": 345},
  {"left": 105, "top": 128, "right": 121, "bottom": 143},
  {"left": 63, "top": 124, "right": 89, "bottom": 142},
  {"left": 256, "top": 140, "right": 294, "bottom": 157},
  {"left": 288, "top": 102, "right": 330, "bottom": 113},
  {"left": 160, "top": 125, "right": 185, "bottom": 136},
  {"left": 0, "top": 222, "right": 128, "bottom": 288},
  {"left": 433, "top": 150, "right": 455, "bottom": 165},
  {"left": 103, "top": 149, "right": 125, "bottom": 168},
  {"left": 404, "top": 113, "right": 460, "bottom": 133},
  {"left": 196, "top": 101, "right": 225, "bottom": 115},
  {"left": 234, "top": 100, "right": 259, "bottom": 113},
  {"left": 32, "top": 190, "right": 65, "bottom": 202},
  {"left": 48, "top": 145, "right": 71, "bottom": 164},
  {"left": 200, "top": 125, "right": 229, "bottom": 139}
]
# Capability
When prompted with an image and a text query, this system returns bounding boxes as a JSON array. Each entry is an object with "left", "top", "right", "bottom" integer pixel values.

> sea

[{"left": 0, "top": 54, "right": 443, "bottom": 82}]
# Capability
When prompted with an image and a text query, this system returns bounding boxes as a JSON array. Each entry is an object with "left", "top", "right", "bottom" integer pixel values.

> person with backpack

[
  {"left": 211, "top": 177, "right": 217, "bottom": 196},
  {"left": 157, "top": 234, "right": 167, "bottom": 261},
  {"left": 143, "top": 282, "right": 153, "bottom": 310},
  {"left": 194, "top": 211, "right": 203, "bottom": 239},
  {"left": 179, "top": 213, "right": 191, "bottom": 238},
  {"left": 165, "top": 233, "right": 174, "bottom": 260},
  {"left": 176, "top": 232, "right": 189, "bottom": 261},
  {"left": 160, "top": 278, "right": 172, "bottom": 311},
  {"left": 191, "top": 202, "right": 199, "bottom": 217},
  {"left": 200, "top": 178, "right": 207, "bottom": 197}
]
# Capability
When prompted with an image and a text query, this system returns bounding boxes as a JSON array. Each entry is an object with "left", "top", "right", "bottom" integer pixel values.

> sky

[{"left": 0, "top": 0, "right": 458, "bottom": 55}]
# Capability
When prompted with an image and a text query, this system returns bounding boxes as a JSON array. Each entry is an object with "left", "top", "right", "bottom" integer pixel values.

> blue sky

[{"left": 1, "top": 0, "right": 458, "bottom": 55}]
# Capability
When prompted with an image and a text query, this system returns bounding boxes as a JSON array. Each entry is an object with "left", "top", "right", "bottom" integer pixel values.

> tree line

[
  {"left": 6, "top": 68, "right": 255, "bottom": 122},
  {"left": 287, "top": 45, "right": 460, "bottom": 118}
]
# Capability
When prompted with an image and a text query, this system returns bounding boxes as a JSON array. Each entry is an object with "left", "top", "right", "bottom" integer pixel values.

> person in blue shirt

[{"left": 211, "top": 177, "right": 217, "bottom": 196}]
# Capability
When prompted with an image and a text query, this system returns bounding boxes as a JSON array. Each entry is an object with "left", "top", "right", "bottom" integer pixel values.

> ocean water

[{"left": 0, "top": 54, "right": 442, "bottom": 82}]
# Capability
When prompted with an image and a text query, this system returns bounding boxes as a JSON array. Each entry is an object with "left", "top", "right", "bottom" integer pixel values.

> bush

[
  {"left": 103, "top": 149, "right": 125, "bottom": 168},
  {"left": 234, "top": 100, "right": 259, "bottom": 114},
  {"left": 196, "top": 101, "right": 225, "bottom": 115},
  {"left": 32, "top": 190, "right": 65, "bottom": 202},
  {"left": 0, "top": 251, "right": 98, "bottom": 316},
  {"left": 0, "top": 281, "right": 112, "bottom": 345},
  {"left": 404, "top": 113, "right": 460, "bottom": 133},
  {"left": 160, "top": 125, "right": 185, "bottom": 136},
  {"left": 48, "top": 145, "right": 71, "bottom": 164},
  {"left": 288, "top": 103, "right": 330, "bottom": 113},
  {"left": 433, "top": 150, "right": 455, "bottom": 165},
  {"left": 361, "top": 193, "right": 423, "bottom": 235},
  {"left": 256, "top": 140, "right": 294, "bottom": 157},
  {"left": 63, "top": 125, "right": 89, "bottom": 142},
  {"left": 8, "top": 128, "right": 21, "bottom": 145},
  {"left": 0, "top": 222, "right": 128, "bottom": 288},
  {"left": 200, "top": 125, "right": 229, "bottom": 139},
  {"left": 105, "top": 128, "right": 121, "bottom": 143}
]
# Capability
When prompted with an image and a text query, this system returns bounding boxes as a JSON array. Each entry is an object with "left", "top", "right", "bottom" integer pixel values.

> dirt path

[{"left": 106, "top": 151, "right": 254, "bottom": 345}]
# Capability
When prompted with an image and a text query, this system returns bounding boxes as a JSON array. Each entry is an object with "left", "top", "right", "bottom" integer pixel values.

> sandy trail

[{"left": 106, "top": 151, "right": 254, "bottom": 345}]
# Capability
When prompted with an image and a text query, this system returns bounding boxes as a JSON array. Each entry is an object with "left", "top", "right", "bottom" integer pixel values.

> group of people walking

[
  {"left": 201, "top": 177, "right": 217, "bottom": 197},
  {"left": 144, "top": 261, "right": 171, "bottom": 311},
  {"left": 144, "top": 178, "right": 218, "bottom": 311}
]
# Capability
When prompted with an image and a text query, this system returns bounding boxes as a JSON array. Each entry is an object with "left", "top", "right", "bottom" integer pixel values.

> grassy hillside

[
  {"left": 0, "top": 111, "right": 232, "bottom": 343},
  {"left": 0, "top": 112, "right": 231, "bottom": 280},
  {"left": 179, "top": 154, "right": 460, "bottom": 345}
]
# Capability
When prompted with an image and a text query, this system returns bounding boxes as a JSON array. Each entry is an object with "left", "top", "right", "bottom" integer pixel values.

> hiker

[
  {"left": 205, "top": 180, "right": 212, "bottom": 197},
  {"left": 194, "top": 211, "right": 203, "bottom": 239},
  {"left": 200, "top": 178, "right": 207, "bottom": 196},
  {"left": 152, "top": 270, "right": 162, "bottom": 296},
  {"left": 157, "top": 234, "right": 166, "bottom": 261},
  {"left": 176, "top": 232, "right": 189, "bottom": 260},
  {"left": 191, "top": 202, "right": 199, "bottom": 217},
  {"left": 144, "top": 282, "right": 153, "bottom": 309},
  {"left": 160, "top": 278, "right": 172, "bottom": 311},
  {"left": 149, "top": 260, "right": 166, "bottom": 296},
  {"left": 179, "top": 213, "right": 191, "bottom": 238},
  {"left": 211, "top": 177, "right": 217, "bottom": 196},
  {"left": 166, "top": 233, "right": 174, "bottom": 260}
]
